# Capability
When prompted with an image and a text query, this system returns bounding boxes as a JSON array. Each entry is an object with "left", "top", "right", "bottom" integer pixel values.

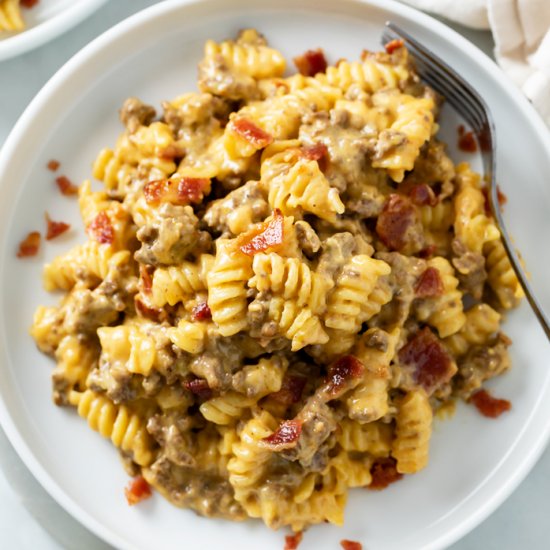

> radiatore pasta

[{"left": 31, "top": 29, "right": 521, "bottom": 532}]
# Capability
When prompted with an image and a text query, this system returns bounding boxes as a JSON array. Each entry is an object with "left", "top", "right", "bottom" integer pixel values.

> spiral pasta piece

[
  {"left": 445, "top": 303, "right": 501, "bottom": 357},
  {"left": 250, "top": 253, "right": 331, "bottom": 314},
  {"left": 203, "top": 30, "right": 285, "bottom": 80},
  {"left": 415, "top": 256, "right": 466, "bottom": 338},
  {"left": 267, "top": 158, "right": 344, "bottom": 221},
  {"left": 484, "top": 238, "right": 524, "bottom": 309},
  {"left": 152, "top": 254, "right": 213, "bottom": 307},
  {"left": 207, "top": 239, "right": 252, "bottom": 336},
  {"left": 69, "top": 390, "right": 154, "bottom": 466},
  {"left": 392, "top": 389, "right": 433, "bottom": 474}
]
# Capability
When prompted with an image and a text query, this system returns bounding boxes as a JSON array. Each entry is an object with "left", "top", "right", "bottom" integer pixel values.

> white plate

[
  {"left": 0, "top": 1, "right": 549, "bottom": 549},
  {"left": 0, "top": 0, "right": 108, "bottom": 61}
]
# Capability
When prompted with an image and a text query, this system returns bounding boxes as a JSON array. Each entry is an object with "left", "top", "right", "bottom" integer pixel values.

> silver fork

[{"left": 381, "top": 22, "right": 550, "bottom": 340}]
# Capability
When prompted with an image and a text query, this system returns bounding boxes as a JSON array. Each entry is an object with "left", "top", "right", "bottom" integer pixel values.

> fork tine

[
  {"left": 414, "top": 65, "right": 486, "bottom": 130},
  {"left": 408, "top": 56, "right": 487, "bottom": 128}
]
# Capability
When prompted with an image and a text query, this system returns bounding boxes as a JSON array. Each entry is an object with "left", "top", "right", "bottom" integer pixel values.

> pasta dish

[{"left": 30, "top": 29, "right": 522, "bottom": 532}]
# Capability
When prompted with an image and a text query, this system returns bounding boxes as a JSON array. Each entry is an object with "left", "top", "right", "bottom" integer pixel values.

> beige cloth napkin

[{"left": 401, "top": 0, "right": 550, "bottom": 126}]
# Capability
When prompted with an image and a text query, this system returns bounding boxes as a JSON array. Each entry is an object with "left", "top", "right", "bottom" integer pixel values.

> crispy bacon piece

[
  {"left": 230, "top": 118, "right": 273, "bottom": 149},
  {"left": 192, "top": 302, "right": 212, "bottom": 321},
  {"left": 398, "top": 328, "right": 454, "bottom": 394},
  {"left": 262, "top": 420, "right": 303, "bottom": 451},
  {"left": 300, "top": 143, "right": 328, "bottom": 162},
  {"left": 144, "top": 177, "right": 210, "bottom": 206},
  {"left": 340, "top": 541, "right": 363, "bottom": 550},
  {"left": 21, "top": 0, "right": 39, "bottom": 8},
  {"left": 284, "top": 532, "right": 303, "bottom": 550},
  {"left": 47, "top": 159, "right": 60, "bottom": 172},
  {"left": 270, "top": 375, "right": 307, "bottom": 405},
  {"left": 55, "top": 175, "right": 78, "bottom": 196},
  {"left": 87, "top": 211, "right": 114, "bottom": 244},
  {"left": 300, "top": 143, "right": 328, "bottom": 171},
  {"left": 415, "top": 267, "right": 444, "bottom": 298},
  {"left": 124, "top": 476, "right": 152, "bottom": 506},
  {"left": 418, "top": 244, "right": 437, "bottom": 259},
  {"left": 375, "top": 194, "right": 416, "bottom": 251},
  {"left": 410, "top": 184, "right": 437, "bottom": 207},
  {"left": 384, "top": 39, "right": 404, "bottom": 54},
  {"left": 458, "top": 125, "right": 478, "bottom": 153},
  {"left": 17, "top": 231, "right": 40, "bottom": 258},
  {"left": 139, "top": 264, "right": 153, "bottom": 295},
  {"left": 293, "top": 49, "right": 328, "bottom": 76},
  {"left": 325, "top": 355, "right": 364, "bottom": 397},
  {"left": 45, "top": 213, "right": 70, "bottom": 240},
  {"left": 134, "top": 296, "right": 163, "bottom": 322},
  {"left": 369, "top": 457, "right": 402, "bottom": 490},
  {"left": 184, "top": 378, "right": 213, "bottom": 401},
  {"left": 238, "top": 209, "right": 284, "bottom": 256},
  {"left": 470, "top": 389, "right": 511, "bottom": 418}
]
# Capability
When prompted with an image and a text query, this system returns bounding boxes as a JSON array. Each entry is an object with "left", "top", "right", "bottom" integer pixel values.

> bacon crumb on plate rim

[
  {"left": 124, "top": 476, "right": 152, "bottom": 506},
  {"left": 17, "top": 231, "right": 41, "bottom": 258}
]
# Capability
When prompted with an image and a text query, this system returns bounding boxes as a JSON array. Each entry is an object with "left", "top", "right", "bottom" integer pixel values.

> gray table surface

[{"left": 1, "top": 1, "right": 549, "bottom": 549}]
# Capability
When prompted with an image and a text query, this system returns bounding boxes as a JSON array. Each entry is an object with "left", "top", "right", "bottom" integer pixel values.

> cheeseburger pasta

[{"left": 31, "top": 30, "right": 521, "bottom": 532}]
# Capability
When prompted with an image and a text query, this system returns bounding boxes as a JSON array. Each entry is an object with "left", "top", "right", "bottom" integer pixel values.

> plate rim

[
  {"left": 0, "top": 0, "right": 109, "bottom": 62},
  {"left": 1, "top": 0, "right": 550, "bottom": 548}
]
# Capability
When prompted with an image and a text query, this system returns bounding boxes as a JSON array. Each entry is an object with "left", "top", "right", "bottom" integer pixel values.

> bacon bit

[
  {"left": 262, "top": 420, "right": 303, "bottom": 450},
  {"left": 230, "top": 118, "right": 273, "bottom": 150},
  {"left": 398, "top": 328, "right": 454, "bottom": 394},
  {"left": 55, "top": 175, "right": 78, "bottom": 196},
  {"left": 158, "top": 144, "right": 185, "bottom": 160},
  {"left": 418, "top": 244, "right": 437, "bottom": 259},
  {"left": 482, "top": 186, "right": 507, "bottom": 216},
  {"left": 238, "top": 209, "right": 284, "bottom": 256},
  {"left": 192, "top": 302, "right": 212, "bottom": 321},
  {"left": 300, "top": 143, "right": 328, "bottom": 172},
  {"left": 369, "top": 457, "right": 403, "bottom": 490},
  {"left": 134, "top": 296, "right": 163, "bottom": 322},
  {"left": 458, "top": 125, "right": 478, "bottom": 153},
  {"left": 17, "top": 231, "right": 40, "bottom": 258},
  {"left": 375, "top": 194, "right": 416, "bottom": 251},
  {"left": 410, "top": 184, "right": 437, "bottom": 207},
  {"left": 144, "top": 177, "right": 210, "bottom": 207},
  {"left": 293, "top": 49, "right": 328, "bottom": 76},
  {"left": 184, "top": 378, "right": 213, "bottom": 401},
  {"left": 87, "top": 211, "right": 114, "bottom": 244},
  {"left": 284, "top": 532, "right": 303, "bottom": 550},
  {"left": 21, "top": 0, "right": 39, "bottom": 8},
  {"left": 139, "top": 264, "right": 153, "bottom": 295},
  {"left": 325, "top": 355, "right": 364, "bottom": 397},
  {"left": 270, "top": 375, "right": 307, "bottom": 405},
  {"left": 384, "top": 39, "right": 404, "bottom": 55},
  {"left": 300, "top": 143, "right": 328, "bottom": 162},
  {"left": 45, "top": 213, "right": 70, "bottom": 240},
  {"left": 415, "top": 267, "right": 444, "bottom": 298},
  {"left": 470, "top": 389, "right": 511, "bottom": 418},
  {"left": 340, "top": 541, "right": 363, "bottom": 550},
  {"left": 497, "top": 187, "right": 508, "bottom": 206},
  {"left": 125, "top": 476, "right": 152, "bottom": 506},
  {"left": 47, "top": 159, "right": 60, "bottom": 172},
  {"left": 478, "top": 125, "right": 492, "bottom": 152}
]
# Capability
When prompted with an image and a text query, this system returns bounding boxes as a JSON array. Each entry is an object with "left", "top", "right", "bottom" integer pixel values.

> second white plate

[{"left": 0, "top": 0, "right": 109, "bottom": 61}]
